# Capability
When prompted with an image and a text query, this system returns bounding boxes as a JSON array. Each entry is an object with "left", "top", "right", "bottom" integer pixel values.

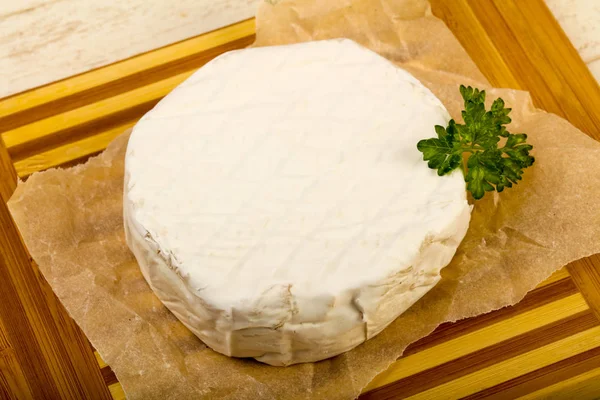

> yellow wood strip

[
  {"left": 515, "top": 0, "right": 600, "bottom": 139},
  {"left": 362, "top": 293, "right": 588, "bottom": 392},
  {"left": 94, "top": 351, "right": 108, "bottom": 370},
  {"left": 429, "top": 0, "right": 521, "bottom": 89},
  {"left": 456, "top": 0, "right": 563, "bottom": 116},
  {"left": 108, "top": 383, "right": 126, "bottom": 400},
  {"left": 0, "top": 19, "right": 255, "bottom": 118},
  {"left": 489, "top": 0, "right": 597, "bottom": 135},
  {"left": 536, "top": 267, "right": 570, "bottom": 289},
  {"left": 2, "top": 71, "right": 192, "bottom": 158},
  {"left": 0, "top": 137, "right": 17, "bottom": 202},
  {"left": 407, "top": 324, "right": 600, "bottom": 400},
  {"left": 518, "top": 366, "right": 600, "bottom": 400},
  {"left": 13, "top": 122, "right": 135, "bottom": 178}
]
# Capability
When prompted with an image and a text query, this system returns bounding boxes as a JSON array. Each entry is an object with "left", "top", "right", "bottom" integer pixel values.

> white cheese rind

[{"left": 124, "top": 39, "right": 471, "bottom": 366}]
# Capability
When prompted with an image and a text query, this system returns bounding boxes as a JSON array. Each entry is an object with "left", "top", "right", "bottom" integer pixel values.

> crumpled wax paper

[{"left": 8, "top": 0, "right": 600, "bottom": 398}]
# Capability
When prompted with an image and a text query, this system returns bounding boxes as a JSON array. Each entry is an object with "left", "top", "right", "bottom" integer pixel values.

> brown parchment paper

[{"left": 8, "top": 0, "right": 600, "bottom": 398}]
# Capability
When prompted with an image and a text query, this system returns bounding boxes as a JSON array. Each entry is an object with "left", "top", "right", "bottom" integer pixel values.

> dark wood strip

[
  {"left": 359, "top": 310, "right": 598, "bottom": 400},
  {"left": 0, "top": 34, "right": 255, "bottom": 133},
  {"left": 404, "top": 277, "right": 577, "bottom": 356},
  {"left": 101, "top": 366, "right": 118, "bottom": 387},
  {"left": 8, "top": 99, "right": 159, "bottom": 162},
  {"left": 464, "top": 342, "right": 600, "bottom": 399}
]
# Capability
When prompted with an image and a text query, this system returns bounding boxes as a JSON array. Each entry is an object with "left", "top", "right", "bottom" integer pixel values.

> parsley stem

[{"left": 459, "top": 145, "right": 484, "bottom": 153}]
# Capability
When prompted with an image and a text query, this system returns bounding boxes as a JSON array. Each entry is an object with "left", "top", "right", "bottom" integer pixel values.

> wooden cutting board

[{"left": 2, "top": 0, "right": 600, "bottom": 398}]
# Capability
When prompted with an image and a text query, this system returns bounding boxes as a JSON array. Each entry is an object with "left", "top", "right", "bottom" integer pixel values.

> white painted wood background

[
  {"left": 0, "top": 0, "right": 599, "bottom": 98},
  {"left": 546, "top": 0, "right": 600, "bottom": 82},
  {"left": 0, "top": 0, "right": 259, "bottom": 98}
]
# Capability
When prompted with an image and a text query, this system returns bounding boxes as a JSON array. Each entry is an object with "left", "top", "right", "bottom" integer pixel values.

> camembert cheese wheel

[{"left": 124, "top": 39, "right": 471, "bottom": 366}]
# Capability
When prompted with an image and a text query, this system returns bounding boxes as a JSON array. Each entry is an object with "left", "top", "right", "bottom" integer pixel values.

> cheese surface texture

[{"left": 124, "top": 39, "right": 471, "bottom": 366}]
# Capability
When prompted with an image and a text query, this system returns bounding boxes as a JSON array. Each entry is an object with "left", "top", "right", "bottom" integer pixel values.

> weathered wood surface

[{"left": 0, "top": 0, "right": 260, "bottom": 98}]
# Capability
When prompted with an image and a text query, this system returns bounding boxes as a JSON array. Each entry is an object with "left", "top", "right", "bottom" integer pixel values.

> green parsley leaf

[
  {"left": 416, "top": 122, "right": 462, "bottom": 175},
  {"left": 416, "top": 85, "right": 535, "bottom": 200}
]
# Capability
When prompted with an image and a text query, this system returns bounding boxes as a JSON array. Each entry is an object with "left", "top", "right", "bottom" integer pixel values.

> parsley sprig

[{"left": 417, "top": 85, "right": 534, "bottom": 199}]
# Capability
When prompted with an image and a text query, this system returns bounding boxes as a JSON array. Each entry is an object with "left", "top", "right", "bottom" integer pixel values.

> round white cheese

[{"left": 124, "top": 39, "right": 471, "bottom": 366}]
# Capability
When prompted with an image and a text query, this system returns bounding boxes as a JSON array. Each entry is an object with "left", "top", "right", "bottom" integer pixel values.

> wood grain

[
  {"left": 403, "top": 273, "right": 577, "bottom": 356},
  {"left": 0, "top": 0, "right": 259, "bottom": 98},
  {"left": 0, "top": 138, "right": 16, "bottom": 203},
  {"left": 424, "top": 0, "right": 522, "bottom": 89},
  {"left": 0, "top": 198, "right": 111, "bottom": 398},
  {"left": 493, "top": 0, "right": 600, "bottom": 135},
  {"left": 362, "top": 310, "right": 598, "bottom": 399},
  {"left": 0, "top": 318, "right": 33, "bottom": 399},
  {"left": 568, "top": 254, "right": 600, "bottom": 320},
  {"left": 409, "top": 325, "right": 600, "bottom": 399},
  {"left": 13, "top": 121, "right": 136, "bottom": 177},
  {"left": 108, "top": 382, "right": 126, "bottom": 400},
  {"left": 362, "top": 291, "right": 588, "bottom": 393},
  {"left": 463, "top": 345, "right": 600, "bottom": 399},
  {"left": 519, "top": 363, "right": 600, "bottom": 400}
]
